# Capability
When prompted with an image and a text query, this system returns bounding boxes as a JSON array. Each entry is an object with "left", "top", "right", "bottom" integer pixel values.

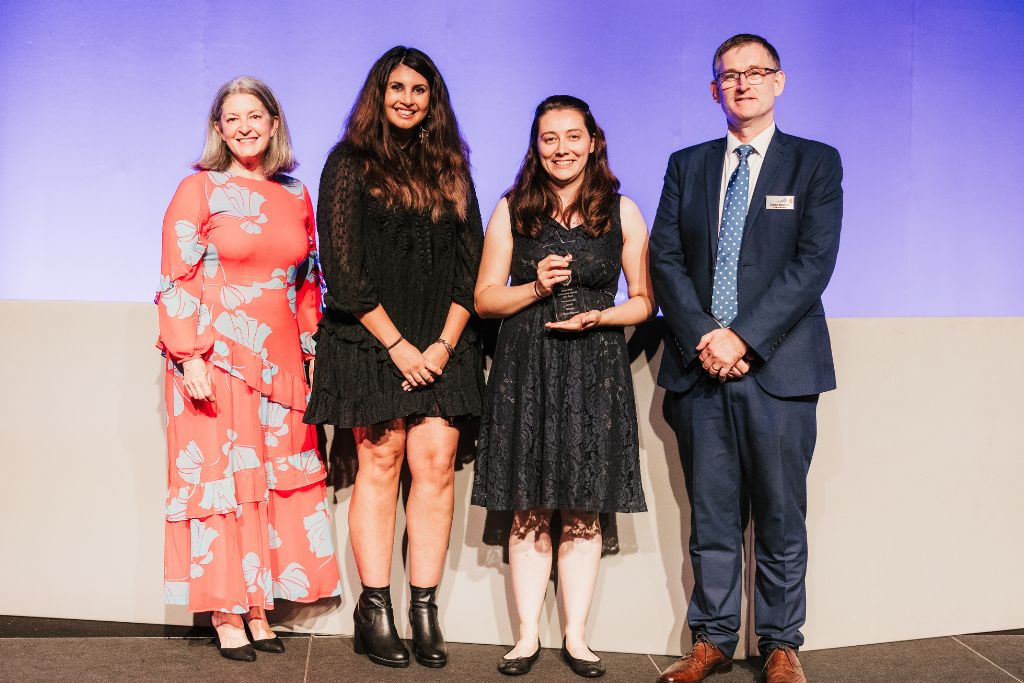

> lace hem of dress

[{"left": 469, "top": 490, "right": 647, "bottom": 514}]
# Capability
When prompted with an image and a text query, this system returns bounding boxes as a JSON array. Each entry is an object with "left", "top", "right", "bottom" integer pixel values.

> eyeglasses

[{"left": 715, "top": 67, "right": 779, "bottom": 89}]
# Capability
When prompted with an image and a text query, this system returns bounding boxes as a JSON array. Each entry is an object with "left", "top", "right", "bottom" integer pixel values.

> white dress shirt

[{"left": 717, "top": 122, "right": 776, "bottom": 231}]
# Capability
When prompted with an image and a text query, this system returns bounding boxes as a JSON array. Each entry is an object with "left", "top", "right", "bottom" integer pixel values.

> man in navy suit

[{"left": 651, "top": 34, "right": 842, "bottom": 683}]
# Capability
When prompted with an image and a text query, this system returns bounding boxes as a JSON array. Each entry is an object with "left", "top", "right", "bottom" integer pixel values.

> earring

[{"left": 419, "top": 113, "right": 431, "bottom": 142}]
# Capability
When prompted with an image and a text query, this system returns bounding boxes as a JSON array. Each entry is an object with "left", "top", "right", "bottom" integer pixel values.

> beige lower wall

[{"left": 0, "top": 300, "right": 1021, "bottom": 655}]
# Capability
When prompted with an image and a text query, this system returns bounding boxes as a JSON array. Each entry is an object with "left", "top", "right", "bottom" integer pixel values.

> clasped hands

[
  {"left": 697, "top": 328, "right": 751, "bottom": 383},
  {"left": 394, "top": 340, "right": 451, "bottom": 392}
]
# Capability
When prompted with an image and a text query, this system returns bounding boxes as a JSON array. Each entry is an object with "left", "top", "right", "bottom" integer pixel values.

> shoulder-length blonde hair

[{"left": 194, "top": 76, "right": 297, "bottom": 178}]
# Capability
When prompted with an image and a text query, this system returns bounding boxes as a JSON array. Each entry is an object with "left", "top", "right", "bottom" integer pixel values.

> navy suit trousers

[{"left": 664, "top": 374, "right": 818, "bottom": 658}]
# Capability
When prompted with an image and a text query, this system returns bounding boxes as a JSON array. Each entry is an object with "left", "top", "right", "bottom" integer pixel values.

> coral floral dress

[{"left": 157, "top": 170, "right": 341, "bottom": 613}]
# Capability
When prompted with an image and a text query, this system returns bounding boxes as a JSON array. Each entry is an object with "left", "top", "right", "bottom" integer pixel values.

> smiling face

[
  {"left": 711, "top": 42, "right": 785, "bottom": 135},
  {"left": 384, "top": 64, "right": 430, "bottom": 132},
  {"left": 536, "top": 108, "right": 595, "bottom": 191},
  {"left": 216, "top": 93, "right": 278, "bottom": 168}
]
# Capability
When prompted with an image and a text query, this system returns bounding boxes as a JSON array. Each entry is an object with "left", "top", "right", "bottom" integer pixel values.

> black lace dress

[
  {"left": 304, "top": 145, "right": 484, "bottom": 427},
  {"left": 471, "top": 198, "right": 646, "bottom": 513}
]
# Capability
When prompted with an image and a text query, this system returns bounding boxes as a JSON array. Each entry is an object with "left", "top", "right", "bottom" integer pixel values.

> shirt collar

[{"left": 726, "top": 122, "right": 776, "bottom": 159}]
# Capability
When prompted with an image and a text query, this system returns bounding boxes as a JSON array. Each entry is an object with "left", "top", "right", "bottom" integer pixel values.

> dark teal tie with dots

[{"left": 711, "top": 144, "right": 754, "bottom": 326}]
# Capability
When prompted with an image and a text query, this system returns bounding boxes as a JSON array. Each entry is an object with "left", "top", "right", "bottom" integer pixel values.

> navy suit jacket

[{"left": 650, "top": 128, "right": 842, "bottom": 398}]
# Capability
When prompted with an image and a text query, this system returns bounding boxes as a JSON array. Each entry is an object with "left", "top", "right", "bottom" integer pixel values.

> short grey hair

[{"left": 712, "top": 34, "right": 781, "bottom": 78}]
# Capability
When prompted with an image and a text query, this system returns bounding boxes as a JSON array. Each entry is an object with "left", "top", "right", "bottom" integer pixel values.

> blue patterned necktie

[{"left": 711, "top": 144, "right": 754, "bottom": 326}]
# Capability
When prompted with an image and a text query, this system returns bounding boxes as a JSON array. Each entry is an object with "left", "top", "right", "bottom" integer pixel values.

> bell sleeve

[
  {"left": 451, "top": 179, "right": 484, "bottom": 315},
  {"left": 295, "top": 185, "right": 323, "bottom": 359},
  {"left": 316, "top": 147, "right": 378, "bottom": 314},
  {"left": 156, "top": 175, "right": 215, "bottom": 363}
]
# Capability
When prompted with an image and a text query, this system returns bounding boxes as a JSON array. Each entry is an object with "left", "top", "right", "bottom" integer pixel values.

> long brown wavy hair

[
  {"left": 507, "top": 95, "right": 619, "bottom": 239},
  {"left": 338, "top": 46, "right": 471, "bottom": 222}
]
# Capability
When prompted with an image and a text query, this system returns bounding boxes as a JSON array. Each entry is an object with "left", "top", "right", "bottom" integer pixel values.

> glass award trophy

[
  {"left": 551, "top": 279, "right": 583, "bottom": 322},
  {"left": 542, "top": 232, "right": 583, "bottom": 322}
]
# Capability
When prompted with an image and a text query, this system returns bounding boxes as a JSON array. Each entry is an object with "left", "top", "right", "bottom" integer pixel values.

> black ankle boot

[
  {"left": 409, "top": 584, "right": 448, "bottom": 667},
  {"left": 353, "top": 586, "right": 410, "bottom": 668}
]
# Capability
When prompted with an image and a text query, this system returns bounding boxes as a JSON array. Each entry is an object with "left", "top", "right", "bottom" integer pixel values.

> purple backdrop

[{"left": 1, "top": 0, "right": 1021, "bottom": 316}]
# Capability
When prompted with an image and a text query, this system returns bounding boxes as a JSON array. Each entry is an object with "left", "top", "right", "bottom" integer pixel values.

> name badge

[{"left": 766, "top": 195, "right": 795, "bottom": 210}]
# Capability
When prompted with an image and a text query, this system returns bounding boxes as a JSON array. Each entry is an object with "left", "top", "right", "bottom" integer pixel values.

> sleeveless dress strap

[{"left": 611, "top": 192, "right": 623, "bottom": 238}]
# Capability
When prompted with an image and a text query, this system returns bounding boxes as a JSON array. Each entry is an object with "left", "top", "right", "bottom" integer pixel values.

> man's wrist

[{"left": 725, "top": 327, "right": 749, "bottom": 354}]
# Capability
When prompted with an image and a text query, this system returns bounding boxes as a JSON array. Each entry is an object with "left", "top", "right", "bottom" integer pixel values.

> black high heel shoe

[
  {"left": 212, "top": 622, "right": 257, "bottom": 662},
  {"left": 498, "top": 640, "right": 541, "bottom": 676},
  {"left": 561, "top": 638, "right": 605, "bottom": 678},
  {"left": 352, "top": 586, "right": 410, "bottom": 668},
  {"left": 409, "top": 584, "right": 448, "bottom": 667},
  {"left": 245, "top": 619, "right": 285, "bottom": 654}
]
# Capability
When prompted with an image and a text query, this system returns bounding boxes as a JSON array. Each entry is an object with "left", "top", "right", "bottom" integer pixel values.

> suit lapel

[
  {"left": 743, "top": 128, "right": 791, "bottom": 240},
  {"left": 704, "top": 139, "right": 725, "bottom": 262}
]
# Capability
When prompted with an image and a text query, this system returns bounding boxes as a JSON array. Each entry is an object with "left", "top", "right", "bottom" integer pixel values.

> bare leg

[
  {"left": 504, "top": 508, "right": 553, "bottom": 658},
  {"left": 211, "top": 611, "right": 249, "bottom": 648},
  {"left": 404, "top": 417, "right": 459, "bottom": 587},
  {"left": 558, "top": 510, "right": 602, "bottom": 661},
  {"left": 350, "top": 420, "right": 407, "bottom": 587},
  {"left": 245, "top": 605, "right": 275, "bottom": 641}
]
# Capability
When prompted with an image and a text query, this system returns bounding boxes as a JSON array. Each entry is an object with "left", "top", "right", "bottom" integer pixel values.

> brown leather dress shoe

[
  {"left": 657, "top": 638, "right": 732, "bottom": 683},
  {"left": 762, "top": 647, "right": 806, "bottom": 683}
]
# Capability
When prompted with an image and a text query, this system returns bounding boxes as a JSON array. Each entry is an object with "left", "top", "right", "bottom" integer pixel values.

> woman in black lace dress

[
  {"left": 472, "top": 96, "right": 653, "bottom": 677},
  {"left": 305, "top": 46, "right": 483, "bottom": 669}
]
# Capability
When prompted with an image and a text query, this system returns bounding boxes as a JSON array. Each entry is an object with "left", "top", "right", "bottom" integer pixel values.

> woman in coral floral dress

[{"left": 157, "top": 76, "right": 340, "bottom": 661}]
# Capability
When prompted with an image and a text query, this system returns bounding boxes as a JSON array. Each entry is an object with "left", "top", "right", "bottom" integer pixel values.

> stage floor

[{"left": 1, "top": 616, "right": 1021, "bottom": 682}]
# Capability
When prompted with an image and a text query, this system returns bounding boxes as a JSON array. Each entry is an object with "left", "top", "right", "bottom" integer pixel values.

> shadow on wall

[{"left": 633, "top": 319, "right": 699, "bottom": 653}]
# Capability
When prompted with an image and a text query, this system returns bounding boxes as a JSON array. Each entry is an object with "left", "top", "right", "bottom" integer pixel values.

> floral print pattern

[
  {"left": 207, "top": 178, "right": 269, "bottom": 234},
  {"left": 157, "top": 171, "right": 340, "bottom": 613}
]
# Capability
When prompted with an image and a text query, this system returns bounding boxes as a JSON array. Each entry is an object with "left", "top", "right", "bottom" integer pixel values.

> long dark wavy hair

[
  {"left": 338, "top": 46, "right": 471, "bottom": 221},
  {"left": 507, "top": 95, "right": 619, "bottom": 239}
]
